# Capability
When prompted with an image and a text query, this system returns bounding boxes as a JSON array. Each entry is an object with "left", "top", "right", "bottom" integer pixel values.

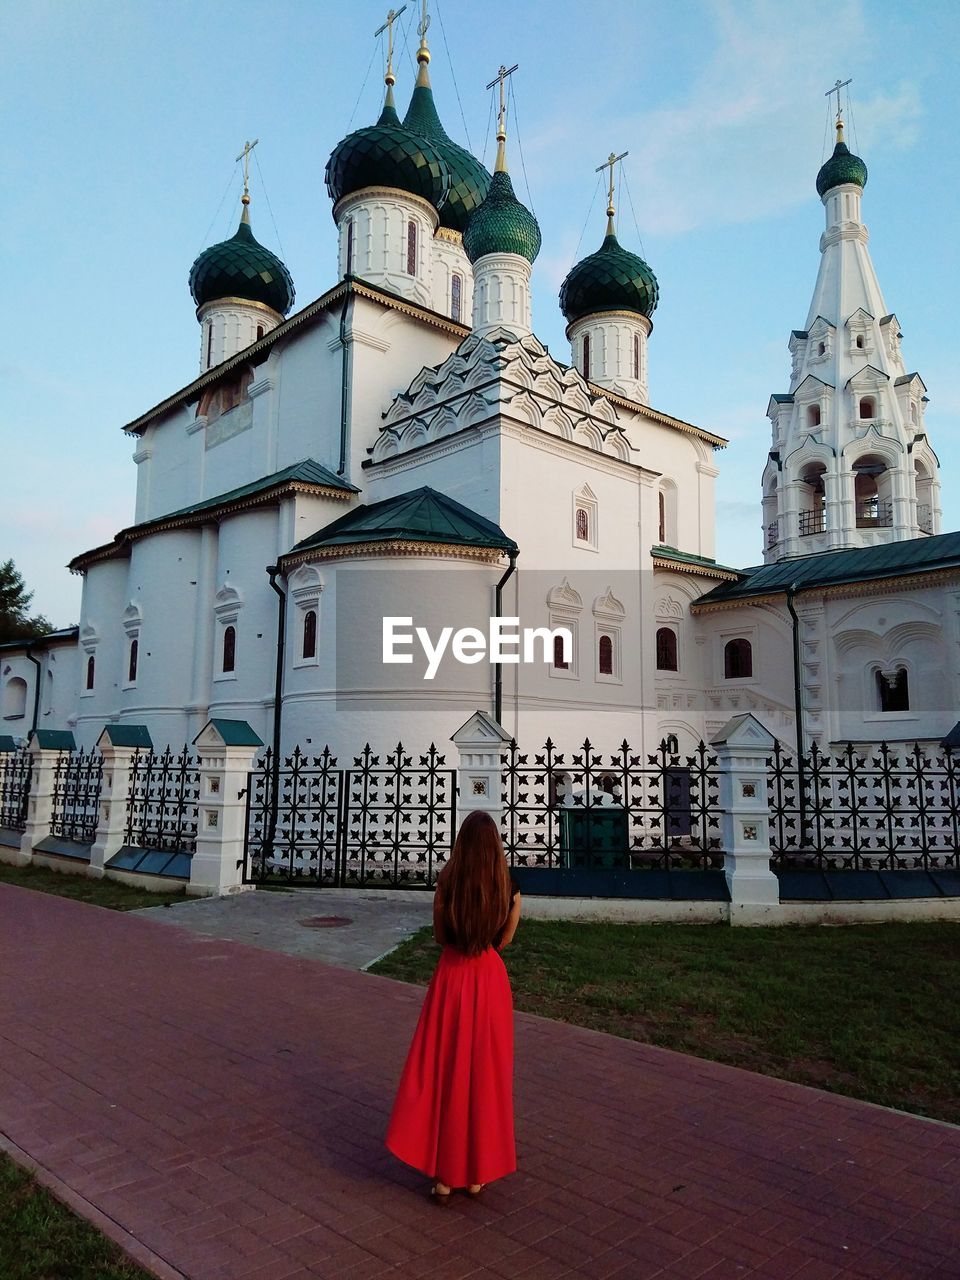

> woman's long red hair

[{"left": 439, "top": 811, "right": 512, "bottom": 956}]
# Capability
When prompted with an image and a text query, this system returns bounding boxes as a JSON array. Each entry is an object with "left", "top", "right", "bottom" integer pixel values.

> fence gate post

[
  {"left": 711, "top": 714, "right": 781, "bottom": 925},
  {"left": 189, "top": 719, "right": 263, "bottom": 896},
  {"left": 451, "top": 711, "right": 512, "bottom": 833},
  {"left": 19, "top": 730, "right": 76, "bottom": 865},
  {"left": 89, "top": 725, "right": 153, "bottom": 878}
]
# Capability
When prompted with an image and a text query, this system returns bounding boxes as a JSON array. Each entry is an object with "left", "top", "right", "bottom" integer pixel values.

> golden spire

[
  {"left": 415, "top": 0, "right": 431, "bottom": 84},
  {"left": 596, "top": 150, "right": 628, "bottom": 236},
  {"left": 486, "top": 63, "right": 519, "bottom": 173},
  {"left": 236, "top": 138, "right": 259, "bottom": 224},
  {"left": 825, "top": 77, "right": 852, "bottom": 144},
  {"left": 375, "top": 5, "right": 406, "bottom": 108}
]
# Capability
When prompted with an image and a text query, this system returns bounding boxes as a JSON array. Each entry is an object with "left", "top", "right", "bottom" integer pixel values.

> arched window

[
  {"left": 206, "top": 323, "right": 214, "bottom": 369},
  {"left": 877, "top": 668, "right": 909, "bottom": 712},
  {"left": 658, "top": 490, "right": 666, "bottom": 543},
  {"left": 127, "top": 638, "right": 138, "bottom": 683},
  {"left": 598, "top": 634, "right": 613, "bottom": 675},
  {"left": 633, "top": 333, "right": 640, "bottom": 381},
  {"left": 302, "top": 609, "right": 317, "bottom": 660},
  {"left": 856, "top": 334, "right": 865, "bottom": 349},
  {"left": 553, "top": 634, "right": 569, "bottom": 670},
  {"left": 256, "top": 324, "right": 264, "bottom": 341},
  {"left": 575, "top": 507, "right": 589, "bottom": 542},
  {"left": 346, "top": 217, "right": 354, "bottom": 275},
  {"left": 817, "top": 341, "right": 826, "bottom": 357},
  {"left": 859, "top": 396, "right": 875, "bottom": 419},
  {"left": 3, "top": 677, "right": 27, "bottom": 719},
  {"left": 656, "top": 627, "right": 678, "bottom": 672},
  {"left": 808, "top": 405, "right": 821, "bottom": 428},
  {"left": 406, "top": 220, "right": 417, "bottom": 275},
  {"left": 86, "top": 655, "right": 95, "bottom": 691},
  {"left": 451, "top": 273, "right": 462, "bottom": 323},
  {"left": 222, "top": 625, "right": 236, "bottom": 674},
  {"left": 582, "top": 334, "right": 591, "bottom": 381},
  {"left": 724, "top": 638, "right": 753, "bottom": 679}
]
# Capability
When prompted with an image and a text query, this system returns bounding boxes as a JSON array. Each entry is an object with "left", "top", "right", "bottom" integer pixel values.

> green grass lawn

[
  {"left": 370, "top": 919, "right": 960, "bottom": 1125},
  {"left": 0, "top": 1153, "right": 151, "bottom": 1280},
  {"left": 0, "top": 861, "right": 180, "bottom": 911}
]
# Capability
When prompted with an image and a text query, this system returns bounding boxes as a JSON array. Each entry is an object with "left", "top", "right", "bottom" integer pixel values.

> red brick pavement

[{"left": 1, "top": 884, "right": 958, "bottom": 1280}]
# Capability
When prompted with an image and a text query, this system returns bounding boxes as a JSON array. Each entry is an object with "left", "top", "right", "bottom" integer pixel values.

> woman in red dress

[{"left": 385, "top": 810, "right": 522, "bottom": 1203}]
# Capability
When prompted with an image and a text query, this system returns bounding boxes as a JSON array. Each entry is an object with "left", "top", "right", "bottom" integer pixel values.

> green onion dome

[
  {"left": 325, "top": 95, "right": 450, "bottom": 215},
  {"left": 816, "top": 136, "right": 868, "bottom": 198},
  {"left": 463, "top": 170, "right": 541, "bottom": 264},
  {"left": 403, "top": 79, "right": 491, "bottom": 233},
  {"left": 189, "top": 213, "right": 295, "bottom": 315},
  {"left": 559, "top": 231, "right": 658, "bottom": 324}
]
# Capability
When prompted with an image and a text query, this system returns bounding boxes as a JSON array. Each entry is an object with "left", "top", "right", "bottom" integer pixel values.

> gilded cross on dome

[
  {"left": 485, "top": 63, "right": 519, "bottom": 172},
  {"left": 596, "top": 150, "right": 628, "bottom": 234},
  {"left": 375, "top": 5, "right": 406, "bottom": 87},
  {"left": 825, "top": 77, "right": 852, "bottom": 140},
  {"left": 235, "top": 138, "right": 259, "bottom": 217}
]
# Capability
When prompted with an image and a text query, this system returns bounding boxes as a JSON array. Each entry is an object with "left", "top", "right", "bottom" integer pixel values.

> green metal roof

[
  {"left": 403, "top": 83, "right": 491, "bottom": 232},
  {"left": 816, "top": 140, "right": 868, "bottom": 198},
  {"left": 98, "top": 725, "right": 153, "bottom": 748},
  {"left": 290, "top": 486, "right": 517, "bottom": 554},
  {"left": 202, "top": 718, "right": 264, "bottom": 747},
  {"left": 652, "top": 545, "right": 740, "bottom": 575},
  {"left": 189, "top": 217, "right": 295, "bottom": 315},
  {"left": 559, "top": 231, "right": 659, "bottom": 324},
  {"left": 0, "top": 736, "right": 19, "bottom": 752},
  {"left": 32, "top": 730, "right": 76, "bottom": 750},
  {"left": 463, "top": 170, "right": 541, "bottom": 265},
  {"left": 149, "top": 460, "right": 357, "bottom": 526},
  {"left": 325, "top": 93, "right": 450, "bottom": 214},
  {"left": 697, "top": 531, "right": 960, "bottom": 606}
]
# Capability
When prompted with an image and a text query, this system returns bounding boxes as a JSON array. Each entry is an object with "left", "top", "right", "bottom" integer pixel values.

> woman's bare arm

[
  {"left": 432, "top": 884, "right": 447, "bottom": 945},
  {"left": 497, "top": 893, "right": 521, "bottom": 949}
]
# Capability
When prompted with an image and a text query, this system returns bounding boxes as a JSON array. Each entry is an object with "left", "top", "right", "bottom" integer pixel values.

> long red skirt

[{"left": 385, "top": 945, "right": 516, "bottom": 1187}]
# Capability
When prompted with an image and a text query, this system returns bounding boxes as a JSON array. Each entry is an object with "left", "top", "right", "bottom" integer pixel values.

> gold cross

[
  {"left": 235, "top": 138, "right": 259, "bottom": 204},
  {"left": 375, "top": 6, "right": 406, "bottom": 86},
  {"left": 825, "top": 77, "right": 852, "bottom": 122},
  {"left": 596, "top": 150, "right": 628, "bottom": 220},
  {"left": 417, "top": 0, "right": 430, "bottom": 51},
  {"left": 485, "top": 63, "right": 519, "bottom": 143}
]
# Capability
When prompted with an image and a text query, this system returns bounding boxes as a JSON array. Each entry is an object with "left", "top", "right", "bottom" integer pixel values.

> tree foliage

[{"left": 0, "top": 560, "right": 54, "bottom": 644}]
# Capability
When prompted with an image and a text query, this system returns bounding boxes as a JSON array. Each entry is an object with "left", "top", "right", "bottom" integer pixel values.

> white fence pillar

[
  {"left": 19, "top": 731, "right": 76, "bottom": 865},
  {"left": 89, "top": 725, "right": 153, "bottom": 878},
  {"left": 711, "top": 714, "right": 781, "bottom": 925},
  {"left": 189, "top": 719, "right": 263, "bottom": 896},
  {"left": 451, "top": 710, "right": 512, "bottom": 833}
]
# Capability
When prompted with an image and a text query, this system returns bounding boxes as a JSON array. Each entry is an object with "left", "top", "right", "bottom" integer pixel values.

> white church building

[{"left": 4, "top": 17, "right": 958, "bottom": 762}]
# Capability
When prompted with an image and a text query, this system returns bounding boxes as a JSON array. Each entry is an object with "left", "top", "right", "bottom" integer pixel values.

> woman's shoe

[
  {"left": 431, "top": 1182, "right": 453, "bottom": 1206},
  {"left": 466, "top": 1184, "right": 485, "bottom": 1197}
]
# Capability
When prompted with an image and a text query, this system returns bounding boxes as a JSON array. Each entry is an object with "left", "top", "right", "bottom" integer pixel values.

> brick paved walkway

[{"left": 1, "top": 885, "right": 958, "bottom": 1280}]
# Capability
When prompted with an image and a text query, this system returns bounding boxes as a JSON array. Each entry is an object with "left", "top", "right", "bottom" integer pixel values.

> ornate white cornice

[{"left": 279, "top": 540, "right": 506, "bottom": 569}]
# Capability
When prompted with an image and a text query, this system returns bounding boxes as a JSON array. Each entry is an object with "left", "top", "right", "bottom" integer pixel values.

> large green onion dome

[
  {"left": 325, "top": 91, "right": 450, "bottom": 215},
  {"left": 403, "top": 62, "right": 490, "bottom": 234},
  {"left": 816, "top": 127, "right": 868, "bottom": 198},
  {"left": 463, "top": 169, "right": 541, "bottom": 264},
  {"left": 559, "top": 230, "right": 658, "bottom": 324},
  {"left": 189, "top": 211, "right": 295, "bottom": 315}
]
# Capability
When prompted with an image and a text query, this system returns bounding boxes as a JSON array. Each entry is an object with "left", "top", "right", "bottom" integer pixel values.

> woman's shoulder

[{"left": 509, "top": 875, "right": 521, "bottom": 901}]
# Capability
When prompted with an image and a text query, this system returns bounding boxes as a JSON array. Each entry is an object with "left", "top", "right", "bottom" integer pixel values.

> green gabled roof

[
  {"left": 696, "top": 531, "right": 960, "bottom": 607},
  {"left": 70, "top": 461, "right": 357, "bottom": 572},
  {"left": 153, "top": 459, "right": 357, "bottom": 524},
  {"left": 289, "top": 486, "right": 517, "bottom": 555},
  {"left": 32, "top": 730, "right": 76, "bottom": 750},
  {"left": 99, "top": 724, "right": 153, "bottom": 748},
  {"left": 651, "top": 545, "right": 741, "bottom": 580}
]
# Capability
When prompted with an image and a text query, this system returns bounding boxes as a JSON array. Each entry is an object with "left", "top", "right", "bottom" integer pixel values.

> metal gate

[{"left": 242, "top": 743, "right": 457, "bottom": 887}]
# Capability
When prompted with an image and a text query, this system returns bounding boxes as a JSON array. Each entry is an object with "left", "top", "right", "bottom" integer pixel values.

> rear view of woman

[{"left": 385, "top": 810, "right": 521, "bottom": 1202}]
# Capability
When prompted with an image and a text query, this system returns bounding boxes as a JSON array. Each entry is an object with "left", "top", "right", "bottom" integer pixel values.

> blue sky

[{"left": 4, "top": 0, "right": 958, "bottom": 625}]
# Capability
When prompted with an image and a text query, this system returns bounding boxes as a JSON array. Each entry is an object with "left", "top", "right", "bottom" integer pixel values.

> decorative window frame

[
  {"left": 80, "top": 624, "right": 99, "bottom": 698},
  {"left": 808, "top": 317, "right": 835, "bottom": 365},
  {"left": 122, "top": 602, "right": 142, "bottom": 690},
  {"left": 720, "top": 631, "right": 756, "bottom": 683},
  {"left": 546, "top": 578, "right": 582, "bottom": 680},
  {"left": 290, "top": 565, "right": 324, "bottom": 669},
  {"left": 572, "top": 484, "right": 598, "bottom": 553},
  {"left": 654, "top": 623, "right": 681, "bottom": 675},
  {"left": 864, "top": 661, "right": 916, "bottom": 722},
  {"left": 214, "top": 584, "right": 243, "bottom": 681}
]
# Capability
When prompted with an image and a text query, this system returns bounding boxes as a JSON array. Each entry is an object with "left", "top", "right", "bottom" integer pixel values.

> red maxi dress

[{"left": 385, "top": 919, "right": 516, "bottom": 1187}]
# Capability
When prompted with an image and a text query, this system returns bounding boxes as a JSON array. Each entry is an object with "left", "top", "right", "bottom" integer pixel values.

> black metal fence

[
  {"left": 50, "top": 748, "right": 103, "bottom": 845},
  {"left": 501, "top": 738, "right": 722, "bottom": 871},
  {"left": 125, "top": 746, "right": 201, "bottom": 852},
  {"left": 768, "top": 739, "right": 960, "bottom": 870},
  {"left": 243, "top": 742, "right": 457, "bottom": 886},
  {"left": 0, "top": 750, "right": 32, "bottom": 832}
]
